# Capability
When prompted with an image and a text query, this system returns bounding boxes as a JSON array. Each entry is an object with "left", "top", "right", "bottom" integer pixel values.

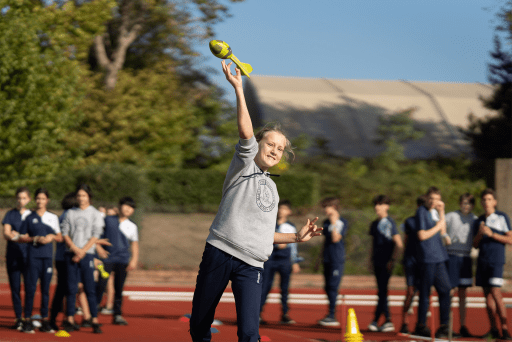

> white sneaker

[
  {"left": 380, "top": 321, "right": 395, "bottom": 332},
  {"left": 368, "top": 321, "right": 379, "bottom": 331}
]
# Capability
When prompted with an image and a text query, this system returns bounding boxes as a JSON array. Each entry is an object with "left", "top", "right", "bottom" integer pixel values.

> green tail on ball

[{"left": 209, "top": 40, "right": 253, "bottom": 78}]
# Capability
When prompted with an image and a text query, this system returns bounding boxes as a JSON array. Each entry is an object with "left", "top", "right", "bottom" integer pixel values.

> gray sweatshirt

[
  {"left": 446, "top": 210, "right": 477, "bottom": 257},
  {"left": 206, "top": 136, "right": 279, "bottom": 268},
  {"left": 61, "top": 206, "right": 104, "bottom": 255}
]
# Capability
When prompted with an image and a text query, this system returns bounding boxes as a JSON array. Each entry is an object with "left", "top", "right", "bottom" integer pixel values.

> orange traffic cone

[{"left": 344, "top": 308, "right": 363, "bottom": 342}]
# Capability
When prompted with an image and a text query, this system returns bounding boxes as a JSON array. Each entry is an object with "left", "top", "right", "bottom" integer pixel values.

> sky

[{"left": 194, "top": 0, "right": 507, "bottom": 98}]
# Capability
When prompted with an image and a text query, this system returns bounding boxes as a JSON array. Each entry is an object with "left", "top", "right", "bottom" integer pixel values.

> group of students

[
  {"left": 367, "top": 186, "right": 512, "bottom": 340},
  {"left": 2, "top": 184, "right": 139, "bottom": 334}
]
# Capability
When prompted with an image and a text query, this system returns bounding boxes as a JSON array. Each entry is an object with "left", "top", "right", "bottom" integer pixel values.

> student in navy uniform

[
  {"left": 2, "top": 187, "right": 31, "bottom": 330},
  {"left": 95, "top": 196, "right": 139, "bottom": 326},
  {"left": 189, "top": 61, "right": 322, "bottom": 342},
  {"left": 368, "top": 195, "right": 403, "bottom": 333},
  {"left": 414, "top": 186, "right": 453, "bottom": 338},
  {"left": 399, "top": 195, "right": 426, "bottom": 334},
  {"left": 472, "top": 188, "right": 512, "bottom": 340},
  {"left": 259, "top": 200, "right": 302, "bottom": 325},
  {"left": 317, "top": 197, "right": 349, "bottom": 327},
  {"left": 445, "top": 193, "right": 477, "bottom": 338},
  {"left": 61, "top": 184, "right": 104, "bottom": 334},
  {"left": 49, "top": 192, "right": 76, "bottom": 331},
  {"left": 19, "top": 188, "right": 62, "bottom": 333}
]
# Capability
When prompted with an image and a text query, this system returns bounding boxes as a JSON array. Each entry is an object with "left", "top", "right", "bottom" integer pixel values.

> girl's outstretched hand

[
  {"left": 222, "top": 60, "right": 243, "bottom": 89},
  {"left": 296, "top": 217, "right": 323, "bottom": 242}
]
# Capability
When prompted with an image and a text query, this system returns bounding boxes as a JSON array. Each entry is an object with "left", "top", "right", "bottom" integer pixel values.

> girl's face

[
  {"left": 254, "top": 131, "right": 286, "bottom": 171},
  {"left": 35, "top": 193, "right": 49, "bottom": 211},
  {"left": 76, "top": 189, "right": 90, "bottom": 208},
  {"left": 16, "top": 192, "right": 30, "bottom": 210}
]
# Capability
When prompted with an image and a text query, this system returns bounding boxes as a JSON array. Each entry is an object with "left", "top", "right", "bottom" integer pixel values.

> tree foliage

[{"left": 466, "top": 3, "right": 512, "bottom": 159}]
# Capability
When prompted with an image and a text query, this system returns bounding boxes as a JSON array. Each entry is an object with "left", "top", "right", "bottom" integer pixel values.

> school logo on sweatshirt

[{"left": 256, "top": 179, "right": 275, "bottom": 212}]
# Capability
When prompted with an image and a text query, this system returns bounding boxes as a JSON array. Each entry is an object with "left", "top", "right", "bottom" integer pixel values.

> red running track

[{"left": 0, "top": 283, "right": 510, "bottom": 341}]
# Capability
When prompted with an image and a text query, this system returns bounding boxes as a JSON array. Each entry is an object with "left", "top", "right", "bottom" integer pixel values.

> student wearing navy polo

[
  {"left": 368, "top": 195, "right": 403, "bottom": 333},
  {"left": 2, "top": 187, "right": 31, "bottom": 330},
  {"left": 61, "top": 184, "right": 104, "bottom": 334},
  {"left": 19, "top": 188, "right": 61, "bottom": 333},
  {"left": 414, "top": 186, "right": 452, "bottom": 338},
  {"left": 472, "top": 188, "right": 512, "bottom": 340},
  {"left": 95, "top": 196, "right": 139, "bottom": 326},
  {"left": 399, "top": 195, "right": 425, "bottom": 334},
  {"left": 259, "top": 200, "right": 302, "bottom": 325},
  {"left": 317, "top": 197, "right": 349, "bottom": 327}
]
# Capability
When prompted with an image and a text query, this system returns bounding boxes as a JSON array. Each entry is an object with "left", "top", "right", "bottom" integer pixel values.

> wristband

[
  {"left": 11, "top": 233, "right": 20, "bottom": 242},
  {"left": 295, "top": 233, "right": 300, "bottom": 242},
  {"left": 442, "top": 234, "right": 449, "bottom": 238},
  {"left": 33, "top": 236, "right": 39, "bottom": 246}
]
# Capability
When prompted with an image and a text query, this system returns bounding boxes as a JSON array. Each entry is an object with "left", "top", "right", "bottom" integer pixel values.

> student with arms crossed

[
  {"left": 445, "top": 193, "right": 477, "bottom": 337},
  {"left": 96, "top": 196, "right": 139, "bottom": 326},
  {"left": 473, "top": 188, "right": 512, "bottom": 340},
  {"left": 367, "top": 195, "right": 403, "bottom": 332},
  {"left": 189, "top": 61, "right": 322, "bottom": 342},
  {"left": 2, "top": 187, "right": 31, "bottom": 330},
  {"left": 317, "top": 197, "right": 348, "bottom": 327}
]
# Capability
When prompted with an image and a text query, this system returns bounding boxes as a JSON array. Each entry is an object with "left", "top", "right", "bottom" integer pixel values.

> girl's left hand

[{"left": 296, "top": 217, "right": 322, "bottom": 242}]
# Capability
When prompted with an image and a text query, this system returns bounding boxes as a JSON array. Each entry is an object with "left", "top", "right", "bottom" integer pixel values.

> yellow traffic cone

[{"left": 344, "top": 308, "right": 363, "bottom": 342}]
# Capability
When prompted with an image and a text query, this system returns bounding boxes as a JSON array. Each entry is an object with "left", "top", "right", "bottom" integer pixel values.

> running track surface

[{"left": 0, "top": 283, "right": 511, "bottom": 342}]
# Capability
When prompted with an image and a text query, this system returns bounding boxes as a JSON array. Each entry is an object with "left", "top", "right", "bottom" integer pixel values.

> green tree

[{"left": 467, "top": 3, "right": 512, "bottom": 159}]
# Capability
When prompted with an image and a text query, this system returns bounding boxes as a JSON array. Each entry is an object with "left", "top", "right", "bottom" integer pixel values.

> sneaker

[
  {"left": 101, "top": 307, "right": 114, "bottom": 315},
  {"left": 367, "top": 321, "right": 379, "bottom": 331},
  {"left": 23, "top": 320, "right": 35, "bottom": 334},
  {"left": 113, "top": 315, "right": 128, "bottom": 326},
  {"left": 10, "top": 318, "right": 24, "bottom": 330},
  {"left": 61, "top": 320, "right": 80, "bottom": 332},
  {"left": 435, "top": 324, "right": 449, "bottom": 338},
  {"left": 259, "top": 315, "right": 267, "bottom": 325},
  {"left": 482, "top": 327, "right": 500, "bottom": 339},
  {"left": 39, "top": 320, "right": 55, "bottom": 333},
  {"left": 380, "top": 321, "right": 395, "bottom": 332},
  {"left": 280, "top": 314, "right": 296, "bottom": 325},
  {"left": 92, "top": 322, "right": 103, "bottom": 334},
  {"left": 459, "top": 325, "right": 472, "bottom": 338},
  {"left": 318, "top": 316, "right": 340, "bottom": 327},
  {"left": 400, "top": 323, "right": 409, "bottom": 334},
  {"left": 414, "top": 323, "right": 431, "bottom": 338},
  {"left": 81, "top": 318, "right": 93, "bottom": 328},
  {"left": 502, "top": 329, "right": 512, "bottom": 341}
]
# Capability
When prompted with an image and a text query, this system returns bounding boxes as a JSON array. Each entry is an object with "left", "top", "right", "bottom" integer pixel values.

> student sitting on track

[
  {"left": 445, "top": 193, "right": 477, "bottom": 338},
  {"left": 472, "top": 188, "right": 512, "bottom": 340},
  {"left": 189, "top": 60, "right": 322, "bottom": 342},
  {"left": 367, "top": 195, "right": 403, "bottom": 333}
]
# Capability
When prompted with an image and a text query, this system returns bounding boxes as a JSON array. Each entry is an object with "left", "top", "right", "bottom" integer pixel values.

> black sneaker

[
  {"left": 414, "top": 323, "right": 431, "bottom": 337},
  {"left": 81, "top": 319, "right": 93, "bottom": 328},
  {"left": 459, "top": 325, "right": 472, "bottom": 337},
  {"left": 400, "top": 323, "right": 409, "bottom": 334},
  {"left": 48, "top": 320, "right": 59, "bottom": 332},
  {"left": 259, "top": 315, "right": 267, "bottom": 325},
  {"left": 435, "top": 324, "right": 449, "bottom": 338},
  {"left": 61, "top": 320, "right": 80, "bottom": 332},
  {"left": 280, "top": 314, "right": 296, "bottom": 325},
  {"left": 11, "top": 318, "right": 24, "bottom": 330},
  {"left": 482, "top": 327, "right": 500, "bottom": 339},
  {"left": 92, "top": 323, "right": 103, "bottom": 334},
  {"left": 502, "top": 329, "right": 512, "bottom": 340},
  {"left": 39, "top": 320, "right": 55, "bottom": 333},
  {"left": 113, "top": 315, "right": 128, "bottom": 326},
  {"left": 23, "top": 320, "right": 35, "bottom": 334}
]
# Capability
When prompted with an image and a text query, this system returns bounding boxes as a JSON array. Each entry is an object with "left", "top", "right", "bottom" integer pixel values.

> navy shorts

[
  {"left": 403, "top": 258, "right": 418, "bottom": 287},
  {"left": 475, "top": 261, "right": 503, "bottom": 287},
  {"left": 447, "top": 254, "right": 473, "bottom": 288}
]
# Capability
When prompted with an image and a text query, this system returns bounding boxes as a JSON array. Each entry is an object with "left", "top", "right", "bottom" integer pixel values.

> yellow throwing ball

[{"left": 209, "top": 40, "right": 232, "bottom": 59}]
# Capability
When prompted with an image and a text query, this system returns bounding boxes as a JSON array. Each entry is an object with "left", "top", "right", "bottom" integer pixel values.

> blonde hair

[{"left": 255, "top": 122, "right": 295, "bottom": 161}]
